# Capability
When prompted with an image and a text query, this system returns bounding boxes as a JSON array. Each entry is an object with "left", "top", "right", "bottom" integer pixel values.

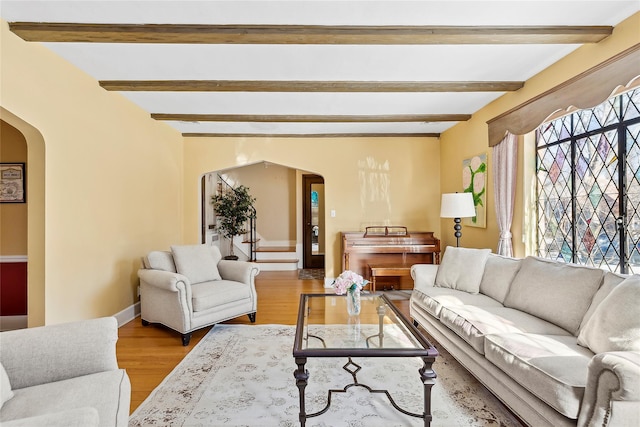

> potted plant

[{"left": 211, "top": 185, "right": 256, "bottom": 260}]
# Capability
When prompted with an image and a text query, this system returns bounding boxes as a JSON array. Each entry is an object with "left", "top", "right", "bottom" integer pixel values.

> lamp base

[{"left": 453, "top": 218, "right": 462, "bottom": 247}]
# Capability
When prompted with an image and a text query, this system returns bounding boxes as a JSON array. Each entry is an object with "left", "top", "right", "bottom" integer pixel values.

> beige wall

[
  {"left": 183, "top": 138, "right": 442, "bottom": 277},
  {"left": 0, "top": 19, "right": 185, "bottom": 325},
  {"left": 439, "top": 12, "right": 640, "bottom": 255},
  {"left": 220, "top": 162, "right": 297, "bottom": 243},
  {"left": 0, "top": 120, "right": 28, "bottom": 256}
]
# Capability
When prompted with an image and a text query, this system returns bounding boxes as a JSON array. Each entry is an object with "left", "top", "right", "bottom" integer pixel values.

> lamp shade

[{"left": 440, "top": 192, "right": 476, "bottom": 218}]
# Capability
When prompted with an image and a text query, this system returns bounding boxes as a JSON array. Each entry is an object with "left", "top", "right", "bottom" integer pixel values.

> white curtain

[{"left": 493, "top": 132, "right": 518, "bottom": 256}]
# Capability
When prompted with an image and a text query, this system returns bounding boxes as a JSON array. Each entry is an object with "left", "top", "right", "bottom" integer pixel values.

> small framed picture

[{"left": 0, "top": 163, "right": 26, "bottom": 203}]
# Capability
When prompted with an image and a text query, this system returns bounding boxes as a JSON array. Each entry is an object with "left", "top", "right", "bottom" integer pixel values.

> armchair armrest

[
  {"left": 411, "top": 264, "right": 439, "bottom": 293},
  {"left": 578, "top": 351, "right": 640, "bottom": 427},
  {"left": 0, "top": 317, "right": 119, "bottom": 390},
  {"left": 138, "top": 269, "right": 190, "bottom": 292},
  {"left": 217, "top": 260, "right": 260, "bottom": 285}
]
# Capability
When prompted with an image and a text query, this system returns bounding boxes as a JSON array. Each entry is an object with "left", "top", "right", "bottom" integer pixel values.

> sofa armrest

[
  {"left": 217, "top": 260, "right": 260, "bottom": 285},
  {"left": 411, "top": 264, "right": 439, "bottom": 293},
  {"left": 578, "top": 351, "right": 640, "bottom": 427},
  {"left": 0, "top": 317, "right": 119, "bottom": 390},
  {"left": 138, "top": 269, "right": 190, "bottom": 292}
]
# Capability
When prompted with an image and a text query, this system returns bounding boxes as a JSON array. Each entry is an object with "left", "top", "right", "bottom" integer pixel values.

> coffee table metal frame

[{"left": 292, "top": 293, "right": 438, "bottom": 426}]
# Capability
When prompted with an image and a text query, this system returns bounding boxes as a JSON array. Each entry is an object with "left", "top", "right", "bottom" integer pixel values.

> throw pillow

[
  {"left": 504, "top": 257, "right": 604, "bottom": 335},
  {"left": 434, "top": 246, "right": 491, "bottom": 294},
  {"left": 171, "top": 244, "right": 222, "bottom": 284},
  {"left": 0, "top": 362, "right": 14, "bottom": 409},
  {"left": 577, "top": 275, "right": 640, "bottom": 353},
  {"left": 144, "top": 251, "right": 177, "bottom": 272}
]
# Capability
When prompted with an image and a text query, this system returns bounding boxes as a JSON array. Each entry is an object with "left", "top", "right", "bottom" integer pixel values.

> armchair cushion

[
  {"left": 191, "top": 280, "right": 252, "bottom": 312},
  {"left": 577, "top": 275, "right": 640, "bottom": 353},
  {"left": 171, "top": 244, "right": 222, "bottom": 284}
]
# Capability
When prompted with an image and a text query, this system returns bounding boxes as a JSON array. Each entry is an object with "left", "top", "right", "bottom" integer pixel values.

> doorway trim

[{"left": 302, "top": 174, "right": 325, "bottom": 269}]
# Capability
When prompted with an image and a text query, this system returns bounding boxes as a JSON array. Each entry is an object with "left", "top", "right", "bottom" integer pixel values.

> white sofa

[
  {"left": 138, "top": 244, "right": 260, "bottom": 345},
  {"left": 410, "top": 247, "right": 640, "bottom": 427},
  {"left": 0, "top": 317, "right": 131, "bottom": 427}
]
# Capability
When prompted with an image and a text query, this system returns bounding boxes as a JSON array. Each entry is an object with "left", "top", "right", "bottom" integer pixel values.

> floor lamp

[{"left": 440, "top": 193, "right": 476, "bottom": 247}]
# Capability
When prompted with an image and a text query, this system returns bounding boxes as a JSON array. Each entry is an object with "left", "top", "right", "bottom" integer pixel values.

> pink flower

[{"left": 332, "top": 270, "right": 368, "bottom": 295}]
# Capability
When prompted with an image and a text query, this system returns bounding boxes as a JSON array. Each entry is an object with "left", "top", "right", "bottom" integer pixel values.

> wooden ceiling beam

[
  {"left": 9, "top": 23, "right": 612, "bottom": 44},
  {"left": 100, "top": 80, "right": 524, "bottom": 92},
  {"left": 182, "top": 133, "right": 441, "bottom": 138},
  {"left": 151, "top": 114, "right": 470, "bottom": 122}
]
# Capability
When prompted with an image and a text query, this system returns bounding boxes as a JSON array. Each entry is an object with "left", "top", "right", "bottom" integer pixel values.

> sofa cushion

[
  {"left": 435, "top": 246, "right": 491, "bottom": 294},
  {"left": 144, "top": 251, "right": 176, "bottom": 273},
  {"left": 0, "top": 370, "right": 129, "bottom": 427},
  {"left": 191, "top": 280, "right": 251, "bottom": 312},
  {"left": 579, "top": 271, "right": 627, "bottom": 331},
  {"left": 0, "top": 362, "right": 13, "bottom": 409},
  {"left": 412, "top": 287, "right": 503, "bottom": 318},
  {"left": 439, "top": 306, "right": 571, "bottom": 354},
  {"left": 484, "top": 333, "right": 593, "bottom": 419},
  {"left": 504, "top": 257, "right": 604, "bottom": 335},
  {"left": 171, "top": 244, "right": 222, "bottom": 284},
  {"left": 479, "top": 254, "right": 522, "bottom": 303},
  {"left": 577, "top": 275, "right": 640, "bottom": 353}
]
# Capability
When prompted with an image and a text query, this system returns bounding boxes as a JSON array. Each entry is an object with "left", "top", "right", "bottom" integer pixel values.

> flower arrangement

[{"left": 333, "top": 270, "right": 368, "bottom": 295}]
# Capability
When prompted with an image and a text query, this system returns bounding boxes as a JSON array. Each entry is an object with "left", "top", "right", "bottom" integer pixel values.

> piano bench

[{"left": 368, "top": 263, "right": 413, "bottom": 292}]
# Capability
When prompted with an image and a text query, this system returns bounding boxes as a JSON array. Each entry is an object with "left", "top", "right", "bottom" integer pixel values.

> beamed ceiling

[{"left": 1, "top": 1, "right": 639, "bottom": 138}]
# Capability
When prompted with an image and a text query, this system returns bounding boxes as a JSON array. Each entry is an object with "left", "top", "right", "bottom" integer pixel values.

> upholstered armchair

[
  {"left": 0, "top": 317, "right": 131, "bottom": 427},
  {"left": 138, "top": 244, "right": 260, "bottom": 345}
]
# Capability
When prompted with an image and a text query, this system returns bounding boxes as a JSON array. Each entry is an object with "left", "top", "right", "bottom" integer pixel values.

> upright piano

[{"left": 341, "top": 226, "right": 441, "bottom": 291}]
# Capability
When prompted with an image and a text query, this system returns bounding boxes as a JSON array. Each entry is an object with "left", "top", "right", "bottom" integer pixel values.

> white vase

[{"left": 346, "top": 290, "right": 361, "bottom": 315}]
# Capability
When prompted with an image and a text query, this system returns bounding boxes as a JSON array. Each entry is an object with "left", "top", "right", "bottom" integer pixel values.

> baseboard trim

[
  {"left": 0, "top": 255, "right": 28, "bottom": 263},
  {"left": 114, "top": 302, "right": 140, "bottom": 328},
  {"left": 0, "top": 315, "right": 28, "bottom": 331}
]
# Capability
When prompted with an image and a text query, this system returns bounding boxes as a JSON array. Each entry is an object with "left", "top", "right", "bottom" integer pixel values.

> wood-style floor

[{"left": 116, "top": 270, "right": 412, "bottom": 413}]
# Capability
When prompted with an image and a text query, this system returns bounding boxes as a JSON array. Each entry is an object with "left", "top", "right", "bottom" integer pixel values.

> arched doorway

[{"left": 1, "top": 108, "right": 46, "bottom": 327}]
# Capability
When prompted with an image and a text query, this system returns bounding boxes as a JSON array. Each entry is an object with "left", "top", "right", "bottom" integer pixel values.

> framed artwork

[
  {"left": 0, "top": 163, "right": 26, "bottom": 203},
  {"left": 462, "top": 153, "right": 486, "bottom": 228}
]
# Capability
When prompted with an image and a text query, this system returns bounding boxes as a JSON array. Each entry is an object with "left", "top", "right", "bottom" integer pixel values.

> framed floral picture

[
  {"left": 0, "top": 163, "right": 26, "bottom": 203},
  {"left": 462, "top": 153, "right": 486, "bottom": 228}
]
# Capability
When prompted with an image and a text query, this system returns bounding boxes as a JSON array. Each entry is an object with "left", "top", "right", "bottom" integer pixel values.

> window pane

[
  {"left": 535, "top": 87, "right": 640, "bottom": 273},
  {"left": 626, "top": 122, "right": 640, "bottom": 273}
]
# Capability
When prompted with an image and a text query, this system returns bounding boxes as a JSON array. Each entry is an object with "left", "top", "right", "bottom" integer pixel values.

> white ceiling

[{"left": 1, "top": 1, "right": 638, "bottom": 137}]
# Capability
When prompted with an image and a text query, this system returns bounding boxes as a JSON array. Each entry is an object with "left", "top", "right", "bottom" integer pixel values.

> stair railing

[{"left": 216, "top": 175, "right": 257, "bottom": 261}]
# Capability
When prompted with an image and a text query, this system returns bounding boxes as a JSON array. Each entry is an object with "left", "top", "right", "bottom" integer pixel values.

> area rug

[
  {"left": 129, "top": 324, "right": 523, "bottom": 427},
  {"left": 298, "top": 268, "right": 325, "bottom": 280}
]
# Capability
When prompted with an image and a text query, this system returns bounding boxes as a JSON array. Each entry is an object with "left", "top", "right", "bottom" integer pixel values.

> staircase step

[
  {"left": 255, "top": 258, "right": 299, "bottom": 271},
  {"left": 255, "top": 258, "right": 299, "bottom": 264},
  {"left": 256, "top": 246, "right": 296, "bottom": 252}
]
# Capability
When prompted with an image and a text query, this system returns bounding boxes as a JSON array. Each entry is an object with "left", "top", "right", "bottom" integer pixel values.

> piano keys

[{"left": 341, "top": 226, "right": 440, "bottom": 291}]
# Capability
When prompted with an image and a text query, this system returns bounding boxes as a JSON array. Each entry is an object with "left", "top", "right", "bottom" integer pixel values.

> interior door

[{"left": 303, "top": 174, "right": 325, "bottom": 269}]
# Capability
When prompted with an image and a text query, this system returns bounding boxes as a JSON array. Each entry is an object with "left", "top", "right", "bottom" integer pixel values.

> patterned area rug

[
  {"left": 129, "top": 324, "right": 523, "bottom": 427},
  {"left": 298, "top": 268, "right": 325, "bottom": 280}
]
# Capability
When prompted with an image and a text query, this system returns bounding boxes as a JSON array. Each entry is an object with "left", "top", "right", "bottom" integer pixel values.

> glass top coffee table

[{"left": 293, "top": 292, "right": 438, "bottom": 426}]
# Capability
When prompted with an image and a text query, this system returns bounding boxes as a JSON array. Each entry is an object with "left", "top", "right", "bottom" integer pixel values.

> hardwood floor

[{"left": 117, "top": 271, "right": 413, "bottom": 413}]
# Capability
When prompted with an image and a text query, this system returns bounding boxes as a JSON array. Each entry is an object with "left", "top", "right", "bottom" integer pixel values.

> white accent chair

[
  {"left": 0, "top": 317, "right": 131, "bottom": 427},
  {"left": 138, "top": 244, "right": 260, "bottom": 345}
]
